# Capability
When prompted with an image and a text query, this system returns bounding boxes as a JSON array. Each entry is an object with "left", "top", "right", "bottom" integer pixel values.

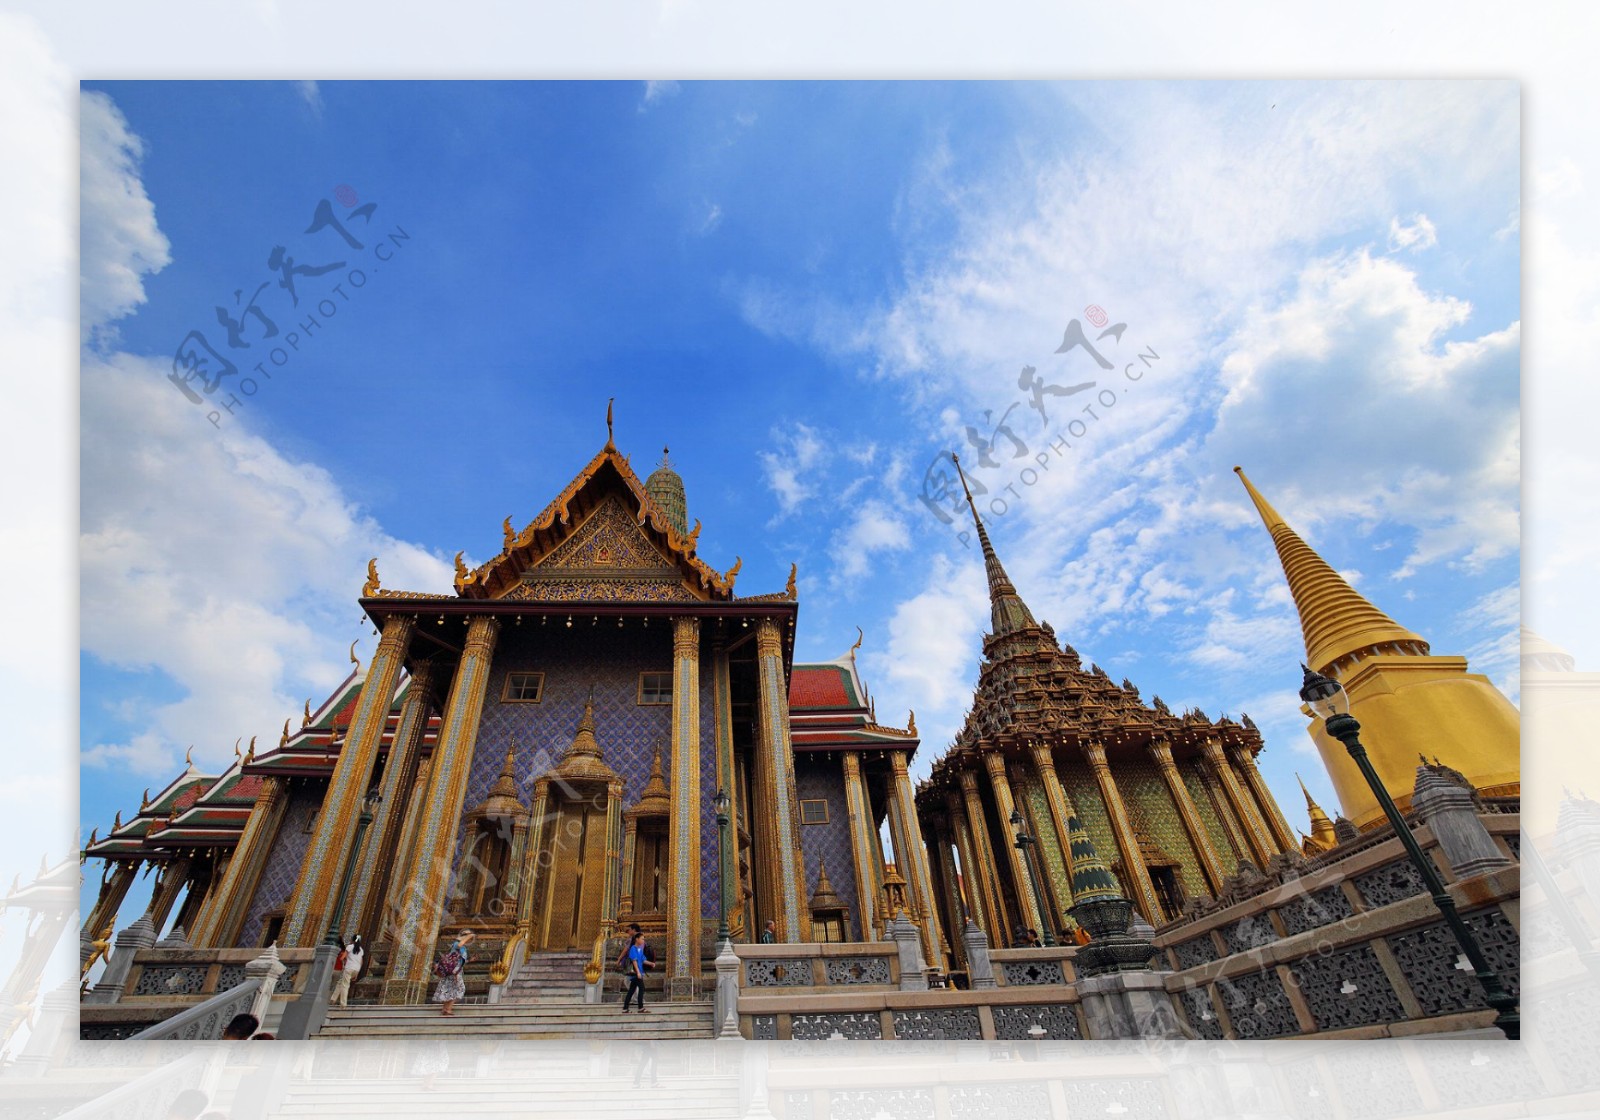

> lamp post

[
  {"left": 325, "top": 787, "right": 383, "bottom": 949},
  {"left": 1009, "top": 808, "right": 1056, "bottom": 947},
  {"left": 713, "top": 786, "right": 732, "bottom": 943},
  {"left": 1298, "top": 666, "right": 1519, "bottom": 1039}
]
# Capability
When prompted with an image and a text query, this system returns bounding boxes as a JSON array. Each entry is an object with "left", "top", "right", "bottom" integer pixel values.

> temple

[
  {"left": 914, "top": 458, "right": 1301, "bottom": 939},
  {"left": 82, "top": 421, "right": 948, "bottom": 1008},
  {"left": 1234, "top": 467, "right": 1521, "bottom": 827}
]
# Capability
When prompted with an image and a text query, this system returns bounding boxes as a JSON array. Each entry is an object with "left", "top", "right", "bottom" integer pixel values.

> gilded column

[
  {"left": 347, "top": 660, "right": 436, "bottom": 940},
  {"left": 517, "top": 775, "right": 552, "bottom": 934},
  {"left": 1201, "top": 738, "right": 1274, "bottom": 867},
  {"left": 1228, "top": 743, "right": 1298, "bottom": 854},
  {"left": 754, "top": 619, "right": 805, "bottom": 940},
  {"left": 1027, "top": 742, "right": 1080, "bottom": 897},
  {"left": 841, "top": 752, "right": 881, "bottom": 941},
  {"left": 887, "top": 750, "right": 946, "bottom": 969},
  {"left": 172, "top": 861, "right": 214, "bottom": 935},
  {"left": 711, "top": 640, "right": 741, "bottom": 938},
  {"left": 929, "top": 822, "right": 968, "bottom": 969},
  {"left": 667, "top": 616, "right": 703, "bottom": 998},
  {"left": 956, "top": 771, "right": 1010, "bottom": 943},
  {"left": 191, "top": 779, "right": 289, "bottom": 947},
  {"left": 603, "top": 778, "right": 625, "bottom": 924},
  {"left": 383, "top": 615, "right": 498, "bottom": 1004},
  {"left": 145, "top": 856, "right": 193, "bottom": 935},
  {"left": 979, "top": 749, "right": 1043, "bottom": 937},
  {"left": 943, "top": 792, "right": 989, "bottom": 938},
  {"left": 283, "top": 614, "right": 416, "bottom": 946},
  {"left": 1148, "top": 739, "right": 1226, "bottom": 894},
  {"left": 1081, "top": 741, "right": 1164, "bottom": 926},
  {"left": 618, "top": 814, "right": 639, "bottom": 919},
  {"left": 81, "top": 861, "right": 140, "bottom": 944},
  {"left": 381, "top": 757, "right": 434, "bottom": 944},
  {"left": 1011, "top": 761, "right": 1071, "bottom": 931},
  {"left": 182, "top": 852, "right": 231, "bottom": 939}
]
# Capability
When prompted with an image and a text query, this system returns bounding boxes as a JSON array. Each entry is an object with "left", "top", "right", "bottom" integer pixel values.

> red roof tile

[{"left": 789, "top": 667, "right": 849, "bottom": 710}]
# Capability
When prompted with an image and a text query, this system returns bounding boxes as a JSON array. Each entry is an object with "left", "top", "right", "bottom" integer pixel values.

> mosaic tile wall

[
  {"left": 1181, "top": 762, "right": 1244, "bottom": 870},
  {"left": 1117, "top": 754, "right": 1207, "bottom": 899},
  {"left": 794, "top": 760, "right": 862, "bottom": 937},
  {"left": 238, "top": 783, "right": 321, "bottom": 946},
  {"left": 459, "top": 624, "right": 727, "bottom": 919}
]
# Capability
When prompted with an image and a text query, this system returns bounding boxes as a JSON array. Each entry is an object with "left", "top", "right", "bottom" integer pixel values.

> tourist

[
  {"left": 432, "top": 928, "right": 474, "bottom": 1016},
  {"left": 221, "top": 1012, "right": 259, "bottom": 1040},
  {"left": 331, "top": 934, "right": 364, "bottom": 1006},
  {"left": 759, "top": 919, "right": 776, "bottom": 943},
  {"left": 250, "top": 1032, "right": 276, "bottom": 1039},
  {"left": 620, "top": 930, "right": 650, "bottom": 1013}
]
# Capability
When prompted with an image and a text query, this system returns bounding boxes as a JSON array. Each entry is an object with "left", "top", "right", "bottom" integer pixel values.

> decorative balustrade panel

[
  {"left": 1276, "top": 885, "right": 1356, "bottom": 937},
  {"left": 1176, "top": 984, "right": 1225, "bottom": 1039},
  {"left": 1353, "top": 860, "right": 1428, "bottom": 910},
  {"left": 130, "top": 966, "right": 208, "bottom": 997},
  {"left": 745, "top": 958, "right": 814, "bottom": 987},
  {"left": 949, "top": 1082, "right": 1051, "bottom": 1119},
  {"left": 830, "top": 1088, "right": 935, "bottom": 1120},
  {"left": 991, "top": 1003, "right": 1082, "bottom": 1040},
  {"left": 1386, "top": 907, "right": 1521, "bottom": 1016},
  {"left": 1171, "top": 936, "right": 1217, "bottom": 970},
  {"left": 750, "top": 1013, "right": 777, "bottom": 1039},
  {"left": 1000, "top": 959, "right": 1066, "bottom": 986},
  {"left": 790, "top": 1011, "right": 884, "bottom": 1040},
  {"left": 890, "top": 1007, "right": 982, "bottom": 1040},
  {"left": 823, "top": 957, "right": 892, "bottom": 985},
  {"left": 1215, "top": 968, "right": 1300, "bottom": 1039},
  {"left": 1219, "top": 914, "right": 1278, "bottom": 955},
  {"left": 1289, "top": 943, "right": 1406, "bottom": 1031}
]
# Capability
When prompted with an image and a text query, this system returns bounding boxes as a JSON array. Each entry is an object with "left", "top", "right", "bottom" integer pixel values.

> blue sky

[{"left": 78, "top": 80, "right": 1521, "bottom": 922}]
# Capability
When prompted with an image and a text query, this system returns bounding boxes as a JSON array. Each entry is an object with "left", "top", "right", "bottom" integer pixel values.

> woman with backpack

[{"left": 432, "top": 928, "right": 474, "bottom": 1016}]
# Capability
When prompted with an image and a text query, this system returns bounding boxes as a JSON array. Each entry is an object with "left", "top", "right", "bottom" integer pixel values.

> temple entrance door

[{"left": 536, "top": 792, "right": 608, "bottom": 952}]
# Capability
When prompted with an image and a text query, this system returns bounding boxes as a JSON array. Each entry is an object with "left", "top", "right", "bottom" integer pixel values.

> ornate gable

[{"left": 511, "top": 492, "right": 702, "bottom": 602}]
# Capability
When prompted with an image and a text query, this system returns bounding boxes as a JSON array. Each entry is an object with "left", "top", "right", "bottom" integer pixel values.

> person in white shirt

[{"left": 330, "top": 935, "right": 364, "bottom": 1006}]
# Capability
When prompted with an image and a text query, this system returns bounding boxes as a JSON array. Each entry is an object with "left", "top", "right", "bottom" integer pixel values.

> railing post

[
  {"left": 715, "top": 938, "right": 741, "bottom": 1039},
  {"left": 962, "top": 919, "right": 996, "bottom": 989},
  {"left": 84, "top": 914, "right": 156, "bottom": 1004},
  {"left": 246, "top": 942, "right": 288, "bottom": 1026},
  {"left": 891, "top": 910, "right": 928, "bottom": 991}
]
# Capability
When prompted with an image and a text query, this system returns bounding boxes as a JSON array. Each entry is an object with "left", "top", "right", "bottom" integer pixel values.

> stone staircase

[
  {"left": 503, "top": 950, "right": 590, "bottom": 1003},
  {"left": 317, "top": 1000, "right": 716, "bottom": 1040}
]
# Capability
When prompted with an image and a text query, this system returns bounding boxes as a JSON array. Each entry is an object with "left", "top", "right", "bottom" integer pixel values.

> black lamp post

[
  {"left": 1009, "top": 808, "right": 1056, "bottom": 947},
  {"left": 713, "top": 786, "right": 732, "bottom": 943},
  {"left": 325, "top": 787, "right": 382, "bottom": 949},
  {"left": 1298, "top": 665, "right": 1519, "bottom": 1040}
]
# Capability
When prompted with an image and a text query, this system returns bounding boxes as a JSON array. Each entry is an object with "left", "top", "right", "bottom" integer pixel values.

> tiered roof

[{"left": 788, "top": 641, "right": 918, "bottom": 756}]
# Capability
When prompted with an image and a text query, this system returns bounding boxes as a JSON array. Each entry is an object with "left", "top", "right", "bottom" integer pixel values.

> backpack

[
  {"left": 334, "top": 949, "right": 348, "bottom": 972},
  {"left": 432, "top": 948, "right": 463, "bottom": 978}
]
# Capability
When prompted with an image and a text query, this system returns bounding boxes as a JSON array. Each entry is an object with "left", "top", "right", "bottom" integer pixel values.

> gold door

[{"left": 538, "top": 796, "right": 608, "bottom": 951}]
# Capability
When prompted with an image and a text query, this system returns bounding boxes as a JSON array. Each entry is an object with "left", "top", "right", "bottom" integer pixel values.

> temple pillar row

[
  {"left": 81, "top": 860, "right": 140, "bottom": 945},
  {"left": 754, "top": 619, "right": 806, "bottom": 941},
  {"left": 980, "top": 749, "right": 1044, "bottom": 938},
  {"left": 1229, "top": 743, "right": 1299, "bottom": 853},
  {"left": 1081, "top": 741, "right": 1164, "bottom": 926},
  {"left": 886, "top": 750, "right": 945, "bottom": 969},
  {"left": 710, "top": 642, "right": 742, "bottom": 939},
  {"left": 347, "top": 659, "right": 436, "bottom": 942},
  {"left": 928, "top": 820, "right": 968, "bottom": 970},
  {"left": 1201, "top": 737, "right": 1275, "bottom": 867},
  {"left": 667, "top": 616, "right": 703, "bottom": 999},
  {"left": 1148, "top": 739, "right": 1227, "bottom": 894},
  {"left": 956, "top": 771, "right": 1010, "bottom": 946},
  {"left": 841, "top": 752, "right": 881, "bottom": 942},
  {"left": 283, "top": 613, "right": 416, "bottom": 946},
  {"left": 383, "top": 615, "right": 498, "bottom": 1004},
  {"left": 1028, "top": 742, "right": 1079, "bottom": 901},
  {"left": 191, "top": 778, "right": 289, "bottom": 947}
]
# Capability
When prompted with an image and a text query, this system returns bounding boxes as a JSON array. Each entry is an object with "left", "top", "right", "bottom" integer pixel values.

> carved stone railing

[
  {"left": 128, "top": 943, "right": 286, "bottom": 1040},
  {"left": 80, "top": 942, "right": 315, "bottom": 1040}
]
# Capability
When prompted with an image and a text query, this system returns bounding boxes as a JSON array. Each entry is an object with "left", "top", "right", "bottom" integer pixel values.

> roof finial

[
  {"left": 184, "top": 745, "right": 195, "bottom": 769},
  {"left": 658, "top": 445, "right": 672, "bottom": 469},
  {"left": 950, "top": 455, "right": 1032, "bottom": 635},
  {"left": 302, "top": 698, "right": 312, "bottom": 727},
  {"left": 362, "top": 558, "right": 380, "bottom": 598},
  {"left": 908, "top": 709, "right": 917, "bottom": 735},
  {"left": 850, "top": 626, "right": 864, "bottom": 656},
  {"left": 786, "top": 562, "right": 798, "bottom": 599},
  {"left": 606, "top": 397, "right": 616, "bottom": 449},
  {"left": 349, "top": 640, "right": 362, "bottom": 676}
]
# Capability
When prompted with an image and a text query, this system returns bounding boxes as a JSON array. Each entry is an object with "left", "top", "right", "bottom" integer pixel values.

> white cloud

[
  {"left": 699, "top": 201, "right": 722, "bottom": 235},
  {"left": 294, "top": 79, "right": 323, "bottom": 116},
  {"left": 1388, "top": 213, "right": 1438, "bottom": 252},
  {"left": 79, "top": 90, "right": 171, "bottom": 345},
  {"left": 640, "top": 80, "right": 680, "bottom": 111},
  {"left": 830, "top": 499, "right": 912, "bottom": 584},
  {"left": 758, "top": 422, "right": 827, "bottom": 517}
]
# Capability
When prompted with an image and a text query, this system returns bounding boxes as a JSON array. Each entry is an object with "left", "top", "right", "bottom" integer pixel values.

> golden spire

[
  {"left": 634, "top": 741, "right": 671, "bottom": 814},
  {"left": 809, "top": 862, "right": 844, "bottom": 910},
  {"left": 1233, "top": 466, "right": 1426, "bottom": 672},
  {"left": 951, "top": 454, "right": 1038, "bottom": 638},
  {"left": 1297, "top": 773, "right": 1338, "bottom": 848},
  {"left": 550, "top": 691, "right": 620, "bottom": 784}
]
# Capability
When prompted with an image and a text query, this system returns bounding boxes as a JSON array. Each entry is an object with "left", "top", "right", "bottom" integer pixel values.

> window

[
  {"left": 503, "top": 671, "right": 544, "bottom": 703},
  {"left": 638, "top": 671, "right": 673, "bottom": 705},
  {"left": 799, "top": 798, "right": 829, "bottom": 825}
]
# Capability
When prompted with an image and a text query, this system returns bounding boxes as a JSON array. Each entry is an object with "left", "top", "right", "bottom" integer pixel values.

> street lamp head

[
  {"left": 713, "top": 786, "right": 730, "bottom": 820},
  {"left": 362, "top": 787, "right": 383, "bottom": 813},
  {"left": 1009, "top": 808, "right": 1023, "bottom": 827},
  {"left": 1298, "top": 664, "right": 1349, "bottom": 721}
]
